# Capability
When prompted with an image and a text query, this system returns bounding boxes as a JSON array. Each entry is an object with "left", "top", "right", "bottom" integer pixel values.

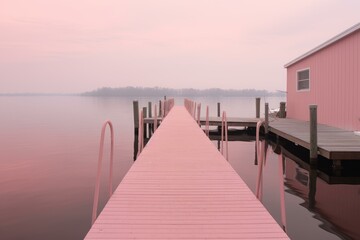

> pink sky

[{"left": 0, "top": 0, "right": 359, "bottom": 93}]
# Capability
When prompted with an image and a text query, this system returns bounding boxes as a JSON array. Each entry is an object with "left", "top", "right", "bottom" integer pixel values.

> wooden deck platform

[
  {"left": 86, "top": 106, "right": 288, "bottom": 239},
  {"left": 269, "top": 118, "right": 360, "bottom": 160}
]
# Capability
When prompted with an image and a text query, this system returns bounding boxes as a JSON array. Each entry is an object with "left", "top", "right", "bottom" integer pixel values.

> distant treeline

[{"left": 82, "top": 87, "right": 285, "bottom": 97}]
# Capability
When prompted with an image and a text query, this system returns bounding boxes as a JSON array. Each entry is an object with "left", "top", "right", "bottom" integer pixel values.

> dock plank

[{"left": 85, "top": 106, "right": 288, "bottom": 239}]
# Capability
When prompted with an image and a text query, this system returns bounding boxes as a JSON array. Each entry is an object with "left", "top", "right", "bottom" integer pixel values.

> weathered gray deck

[{"left": 269, "top": 118, "right": 360, "bottom": 160}]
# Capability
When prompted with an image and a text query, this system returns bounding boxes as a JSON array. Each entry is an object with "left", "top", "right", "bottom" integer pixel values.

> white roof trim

[{"left": 284, "top": 22, "right": 360, "bottom": 68}]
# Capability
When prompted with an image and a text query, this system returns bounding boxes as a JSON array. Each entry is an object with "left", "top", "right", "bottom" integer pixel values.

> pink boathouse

[{"left": 285, "top": 23, "right": 360, "bottom": 131}]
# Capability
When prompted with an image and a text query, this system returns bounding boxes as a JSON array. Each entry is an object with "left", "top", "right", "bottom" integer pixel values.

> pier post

[
  {"left": 310, "top": 105, "right": 318, "bottom": 165},
  {"left": 217, "top": 102, "right": 221, "bottom": 133},
  {"left": 143, "top": 107, "right": 147, "bottom": 139},
  {"left": 279, "top": 102, "right": 286, "bottom": 118},
  {"left": 133, "top": 100, "right": 139, "bottom": 134},
  {"left": 265, "top": 103, "right": 269, "bottom": 134},
  {"left": 148, "top": 102, "right": 153, "bottom": 137},
  {"left": 159, "top": 100, "right": 162, "bottom": 117},
  {"left": 256, "top": 98, "right": 260, "bottom": 118},
  {"left": 148, "top": 102, "right": 152, "bottom": 118}
]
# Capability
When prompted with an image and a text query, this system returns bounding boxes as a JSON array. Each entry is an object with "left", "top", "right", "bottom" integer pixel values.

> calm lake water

[{"left": 0, "top": 96, "right": 359, "bottom": 240}]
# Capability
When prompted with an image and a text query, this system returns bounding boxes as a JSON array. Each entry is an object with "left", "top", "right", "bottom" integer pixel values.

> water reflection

[
  {"left": 265, "top": 141, "right": 360, "bottom": 239},
  {"left": 278, "top": 153, "right": 287, "bottom": 232}
]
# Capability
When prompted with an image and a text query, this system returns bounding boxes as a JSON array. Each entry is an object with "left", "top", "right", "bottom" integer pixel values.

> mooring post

[
  {"left": 217, "top": 102, "right": 221, "bottom": 133},
  {"left": 310, "top": 105, "right": 318, "bottom": 165},
  {"left": 148, "top": 102, "right": 152, "bottom": 137},
  {"left": 143, "top": 107, "right": 147, "bottom": 139},
  {"left": 256, "top": 97, "right": 260, "bottom": 118},
  {"left": 159, "top": 100, "right": 162, "bottom": 117},
  {"left": 265, "top": 103, "right": 269, "bottom": 134},
  {"left": 133, "top": 100, "right": 139, "bottom": 134},
  {"left": 148, "top": 102, "right": 152, "bottom": 118},
  {"left": 279, "top": 102, "right": 286, "bottom": 118}
]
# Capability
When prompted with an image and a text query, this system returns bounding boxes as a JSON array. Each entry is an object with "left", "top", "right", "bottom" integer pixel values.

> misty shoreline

[{"left": 0, "top": 87, "right": 286, "bottom": 97}]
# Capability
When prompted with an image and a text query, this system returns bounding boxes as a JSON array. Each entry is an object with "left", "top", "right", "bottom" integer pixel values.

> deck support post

[
  {"left": 256, "top": 98, "right": 260, "bottom": 118},
  {"left": 143, "top": 107, "right": 147, "bottom": 139},
  {"left": 279, "top": 102, "right": 286, "bottom": 118},
  {"left": 310, "top": 105, "right": 318, "bottom": 165},
  {"left": 133, "top": 100, "right": 139, "bottom": 135},
  {"left": 265, "top": 103, "right": 269, "bottom": 134}
]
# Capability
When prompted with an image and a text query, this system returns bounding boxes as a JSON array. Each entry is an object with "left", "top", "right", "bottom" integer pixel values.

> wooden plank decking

[
  {"left": 86, "top": 106, "right": 288, "bottom": 239},
  {"left": 269, "top": 118, "right": 360, "bottom": 160}
]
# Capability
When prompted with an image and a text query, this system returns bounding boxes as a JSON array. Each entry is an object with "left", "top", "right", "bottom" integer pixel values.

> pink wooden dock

[{"left": 85, "top": 106, "right": 289, "bottom": 239}]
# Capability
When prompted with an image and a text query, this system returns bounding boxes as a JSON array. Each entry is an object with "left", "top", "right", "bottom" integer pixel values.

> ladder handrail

[
  {"left": 255, "top": 120, "right": 264, "bottom": 199},
  {"left": 92, "top": 120, "right": 114, "bottom": 225},
  {"left": 221, "top": 111, "right": 228, "bottom": 161}
]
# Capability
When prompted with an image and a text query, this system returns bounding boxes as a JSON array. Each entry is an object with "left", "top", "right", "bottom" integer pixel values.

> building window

[{"left": 297, "top": 68, "right": 310, "bottom": 91}]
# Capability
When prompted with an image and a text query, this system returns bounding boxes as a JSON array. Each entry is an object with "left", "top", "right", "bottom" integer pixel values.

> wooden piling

[
  {"left": 279, "top": 102, "right": 286, "bottom": 118},
  {"left": 256, "top": 98, "right": 260, "bottom": 118},
  {"left": 310, "top": 105, "right": 318, "bottom": 164},
  {"left": 143, "top": 107, "right": 147, "bottom": 139},
  {"left": 159, "top": 100, "right": 162, "bottom": 117},
  {"left": 265, "top": 103, "right": 269, "bottom": 134},
  {"left": 217, "top": 102, "right": 221, "bottom": 133},
  {"left": 133, "top": 100, "right": 139, "bottom": 134},
  {"left": 148, "top": 102, "right": 152, "bottom": 118},
  {"left": 148, "top": 102, "right": 153, "bottom": 137}
]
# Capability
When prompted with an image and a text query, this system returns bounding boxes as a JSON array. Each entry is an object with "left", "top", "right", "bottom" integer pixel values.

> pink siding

[{"left": 286, "top": 30, "right": 360, "bottom": 131}]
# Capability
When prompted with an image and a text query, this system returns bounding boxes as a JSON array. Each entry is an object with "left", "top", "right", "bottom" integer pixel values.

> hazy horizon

[
  {"left": 0, "top": 86, "right": 286, "bottom": 96},
  {"left": 1, "top": 1, "right": 359, "bottom": 93}
]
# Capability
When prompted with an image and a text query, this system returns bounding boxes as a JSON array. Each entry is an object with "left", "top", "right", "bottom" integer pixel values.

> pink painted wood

[
  {"left": 286, "top": 29, "right": 360, "bottom": 131},
  {"left": 85, "top": 106, "right": 289, "bottom": 239},
  {"left": 255, "top": 121, "right": 264, "bottom": 200},
  {"left": 197, "top": 103, "right": 201, "bottom": 125},
  {"left": 92, "top": 121, "right": 114, "bottom": 225},
  {"left": 221, "top": 111, "right": 228, "bottom": 161}
]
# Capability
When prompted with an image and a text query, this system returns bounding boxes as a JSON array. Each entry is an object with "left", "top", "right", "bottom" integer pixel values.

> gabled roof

[{"left": 284, "top": 22, "right": 360, "bottom": 68}]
